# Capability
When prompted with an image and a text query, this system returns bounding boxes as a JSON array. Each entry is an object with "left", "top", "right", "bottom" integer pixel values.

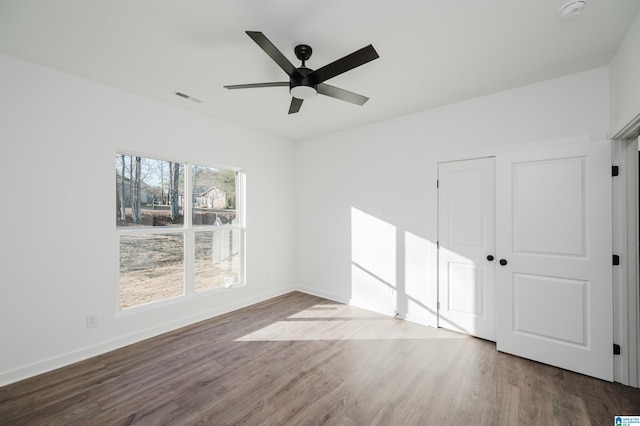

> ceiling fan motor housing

[{"left": 290, "top": 67, "right": 317, "bottom": 99}]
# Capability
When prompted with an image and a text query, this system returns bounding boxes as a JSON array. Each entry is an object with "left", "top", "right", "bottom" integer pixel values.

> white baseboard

[
  {"left": 295, "top": 286, "right": 399, "bottom": 318},
  {"left": 295, "top": 286, "right": 437, "bottom": 328},
  {"left": 294, "top": 285, "right": 350, "bottom": 305},
  {"left": 0, "top": 286, "right": 297, "bottom": 387},
  {"left": 347, "top": 299, "right": 397, "bottom": 318},
  {"left": 403, "top": 312, "right": 437, "bottom": 328}
]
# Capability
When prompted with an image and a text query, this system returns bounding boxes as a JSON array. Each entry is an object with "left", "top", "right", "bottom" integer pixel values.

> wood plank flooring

[{"left": 1, "top": 291, "right": 639, "bottom": 425}]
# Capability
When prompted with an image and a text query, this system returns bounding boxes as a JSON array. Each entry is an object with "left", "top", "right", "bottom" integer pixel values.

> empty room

[{"left": 1, "top": 1, "right": 640, "bottom": 424}]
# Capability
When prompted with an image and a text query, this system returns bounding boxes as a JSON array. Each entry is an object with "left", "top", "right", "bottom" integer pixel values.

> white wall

[
  {"left": 610, "top": 10, "right": 640, "bottom": 136},
  {"left": 0, "top": 53, "right": 615, "bottom": 386},
  {"left": 0, "top": 54, "right": 296, "bottom": 386},
  {"left": 295, "top": 67, "right": 610, "bottom": 326}
]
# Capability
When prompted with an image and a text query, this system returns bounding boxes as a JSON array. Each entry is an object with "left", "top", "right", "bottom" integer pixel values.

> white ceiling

[{"left": 1, "top": 1, "right": 639, "bottom": 142}]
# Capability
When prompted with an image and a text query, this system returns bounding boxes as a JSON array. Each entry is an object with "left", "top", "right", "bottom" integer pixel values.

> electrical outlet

[{"left": 86, "top": 314, "right": 98, "bottom": 329}]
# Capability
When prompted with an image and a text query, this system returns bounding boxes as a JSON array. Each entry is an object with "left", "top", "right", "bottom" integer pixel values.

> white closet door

[
  {"left": 496, "top": 141, "right": 613, "bottom": 381},
  {"left": 438, "top": 158, "right": 496, "bottom": 341}
]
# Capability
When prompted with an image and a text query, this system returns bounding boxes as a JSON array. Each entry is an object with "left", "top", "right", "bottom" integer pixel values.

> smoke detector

[{"left": 559, "top": 1, "right": 586, "bottom": 19}]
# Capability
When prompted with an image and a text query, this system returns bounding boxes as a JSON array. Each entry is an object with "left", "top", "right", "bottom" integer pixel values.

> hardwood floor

[{"left": 1, "top": 291, "right": 639, "bottom": 425}]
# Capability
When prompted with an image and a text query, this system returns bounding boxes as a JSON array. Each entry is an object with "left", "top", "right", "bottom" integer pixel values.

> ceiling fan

[{"left": 224, "top": 31, "right": 379, "bottom": 114}]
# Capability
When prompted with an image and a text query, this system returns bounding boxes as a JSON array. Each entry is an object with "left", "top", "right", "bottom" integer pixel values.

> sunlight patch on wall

[
  {"left": 404, "top": 231, "right": 437, "bottom": 322},
  {"left": 350, "top": 207, "right": 396, "bottom": 313}
]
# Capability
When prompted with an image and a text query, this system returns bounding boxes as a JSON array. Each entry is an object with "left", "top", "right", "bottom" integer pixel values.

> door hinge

[
  {"left": 612, "top": 165, "right": 620, "bottom": 177},
  {"left": 613, "top": 254, "right": 620, "bottom": 266},
  {"left": 436, "top": 240, "right": 439, "bottom": 249},
  {"left": 437, "top": 179, "right": 439, "bottom": 188},
  {"left": 614, "top": 344, "right": 621, "bottom": 355},
  {"left": 437, "top": 301, "right": 440, "bottom": 310}
]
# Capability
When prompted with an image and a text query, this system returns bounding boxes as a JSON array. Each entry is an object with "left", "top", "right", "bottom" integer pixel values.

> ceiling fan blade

[
  {"left": 310, "top": 44, "right": 379, "bottom": 84},
  {"left": 317, "top": 83, "right": 369, "bottom": 106},
  {"left": 224, "top": 82, "right": 288, "bottom": 89},
  {"left": 246, "top": 31, "right": 299, "bottom": 77},
  {"left": 288, "top": 97, "right": 303, "bottom": 114}
]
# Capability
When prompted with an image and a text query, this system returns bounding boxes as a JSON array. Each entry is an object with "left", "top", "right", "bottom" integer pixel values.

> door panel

[
  {"left": 513, "top": 274, "right": 587, "bottom": 345},
  {"left": 511, "top": 157, "right": 586, "bottom": 257},
  {"left": 448, "top": 262, "right": 484, "bottom": 316},
  {"left": 438, "top": 158, "right": 496, "bottom": 341},
  {"left": 496, "top": 141, "right": 613, "bottom": 381}
]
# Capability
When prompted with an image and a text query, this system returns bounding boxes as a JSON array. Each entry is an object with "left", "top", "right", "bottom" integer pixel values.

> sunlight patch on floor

[{"left": 235, "top": 303, "right": 470, "bottom": 342}]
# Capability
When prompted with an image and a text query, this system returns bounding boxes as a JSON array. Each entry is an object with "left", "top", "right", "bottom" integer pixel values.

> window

[
  {"left": 116, "top": 154, "right": 244, "bottom": 310},
  {"left": 191, "top": 164, "right": 241, "bottom": 292}
]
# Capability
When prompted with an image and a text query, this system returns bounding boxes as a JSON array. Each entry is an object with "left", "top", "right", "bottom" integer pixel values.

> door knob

[
  {"left": 499, "top": 259, "right": 508, "bottom": 266},
  {"left": 487, "top": 255, "right": 494, "bottom": 261}
]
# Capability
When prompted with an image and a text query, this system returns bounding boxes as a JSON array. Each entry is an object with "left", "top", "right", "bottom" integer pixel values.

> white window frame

[{"left": 115, "top": 151, "right": 245, "bottom": 314}]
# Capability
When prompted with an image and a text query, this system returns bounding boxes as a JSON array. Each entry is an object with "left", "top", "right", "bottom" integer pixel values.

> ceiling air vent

[{"left": 174, "top": 91, "right": 203, "bottom": 103}]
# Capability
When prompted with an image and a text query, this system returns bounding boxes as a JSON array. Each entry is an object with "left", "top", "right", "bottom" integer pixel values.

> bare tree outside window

[
  {"left": 170, "top": 162, "right": 181, "bottom": 221},
  {"left": 115, "top": 154, "right": 183, "bottom": 227}
]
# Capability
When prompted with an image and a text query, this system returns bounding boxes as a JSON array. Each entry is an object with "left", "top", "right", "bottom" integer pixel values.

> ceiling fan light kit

[
  {"left": 290, "top": 84, "right": 317, "bottom": 100},
  {"left": 224, "top": 31, "right": 379, "bottom": 114}
]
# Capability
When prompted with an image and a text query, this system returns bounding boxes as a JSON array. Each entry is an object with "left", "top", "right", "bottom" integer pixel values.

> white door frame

[{"left": 612, "top": 113, "right": 640, "bottom": 387}]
